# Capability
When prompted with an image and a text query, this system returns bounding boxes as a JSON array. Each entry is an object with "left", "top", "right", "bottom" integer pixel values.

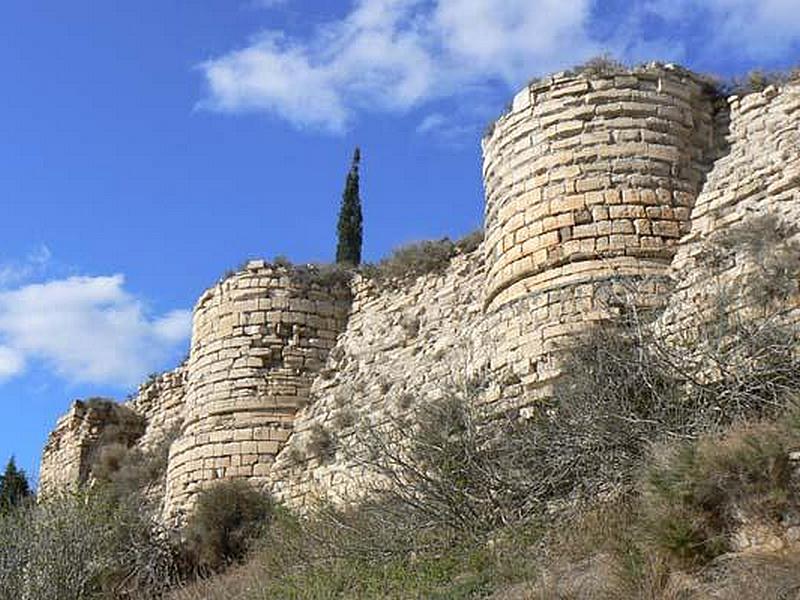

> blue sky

[{"left": 1, "top": 0, "right": 798, "bottom": 483}]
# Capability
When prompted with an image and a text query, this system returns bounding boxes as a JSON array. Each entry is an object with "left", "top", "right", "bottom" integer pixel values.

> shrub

[
  {"left": 704, "top": 213, "right": 800, "bottom": 313},
  {"left": 290, "top": 262, "right": 354, "bottom": 291},
  {"left": 93, "top": 426, "right": 179, "bottom": 502},
  {"left": 0, "top": 488, "right": 183, "bottom": 600},
  {"left": 571, "top": 54, "right": 628, "bottom": 77},
  {"left": 350, "top": 383, "right": 549, "bottom": 538},
  {"left": 363, "top": 239, "right": 456, "bottom": 286},
  {"left": 184, "top": 480, "right": 274, "bottom": 571},
  {"left": 454, "top": 229, "right": 483, "bottom": 255},
  {"left": 723, "top": 68, "right": 798, "bottom": 95},
  {"left": 82, "top": 398, "right": 146, "bottom": 450},
  {"left": 306, "top": 424, "right": 336, "bottom": 460},
  {"left": 642, "top": 417, "right": 799, "bottom": 566}
]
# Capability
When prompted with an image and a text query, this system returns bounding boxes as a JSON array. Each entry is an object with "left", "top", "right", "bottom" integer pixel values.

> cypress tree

[
  {"left": 336, "top": 147, "right": 363, "bottom": 265},
  {"left": 0, "top": 456, "right": 31, "bottom": 512}
]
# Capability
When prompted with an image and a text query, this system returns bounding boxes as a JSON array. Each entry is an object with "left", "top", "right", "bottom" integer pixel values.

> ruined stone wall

[
  {"left": 127, "top": 365, "right": 187, "bottom": 453},
  {"left": 483, "top": 64, "right": 718, "bottom": 311},
  {"left": 38, "top": 66, "right": 800, "bottom": 520},
  {"left": 478, "top": 64, "right": 719, "bottom": 395},
  {"left": 39, "top": 403, "right": 98, "bottom": 494},
  {"left": 163, "top": 262, "right": 351, "bottom": 518},
  {"left": 663, "top": 81, "right": 800, "bottom": 329},
  {"left": 39, "top": 400, "right": 145, "bottom": 495},
  {"left": 267, "top": 250, "right": 488, "bottom": 508}
]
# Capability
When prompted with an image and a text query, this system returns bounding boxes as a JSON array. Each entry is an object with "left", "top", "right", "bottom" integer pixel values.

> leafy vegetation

[
  {"left": 0, "top": 488, "right": 182, "bottom": 600},
  {"left": 7, "top": 212, "right": 800, "bottom": 599},
  {"left": 165, "top": 213, "right": 800, "bottom": 598},
  {"left": 361, "top": 229, "right": 483, "bottom": 287},
  {"left": 92, "top": 426, "right": 179, "bottom": 503}
]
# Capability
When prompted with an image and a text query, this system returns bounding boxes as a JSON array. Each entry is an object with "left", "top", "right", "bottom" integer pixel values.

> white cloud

[
  {"left": 200, "top": 0, "right": 595, "bottom": 131},
  {"left": 0, "top": 275, "right": 191, "bottom": 387},
  {"left": 0, "top": 346, "right": 25, "bottom": 380},
  {"left": 200, "top": 0, "right": 800, "bottom": 132},
  {"left": 417, "top": 113, "right": 446, "bottom": 134}
]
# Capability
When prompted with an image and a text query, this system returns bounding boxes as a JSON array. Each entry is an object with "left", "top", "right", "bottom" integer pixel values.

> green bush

[
  {"left": 722, "top": 67, "right": 800, "bottom": 95},
  {"left": 364, "top": 238, "right": 456, "bottom": 284},
  {"left": 184, "top": 480, "right": 274, "bottom": 571},
  {"left": 642, "top": 417, "right": 798, "bottom": 566},
  {"left": 570, "top": 54, "right": 628, "bottom": 77}
]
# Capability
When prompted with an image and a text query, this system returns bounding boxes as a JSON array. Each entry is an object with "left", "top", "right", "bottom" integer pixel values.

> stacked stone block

[
  {"left": 268, "top": 250, "right": 488, "bottom": 508},
  {"left": 128, "top": 365, "right": 187, "bottom": 452},
  {"left": 39, "top": 67, "right": 800, "bottom": 519},
  {"left": 164, "top": 262, "right": 351, "bottom": 517},
  {"left": 39, "top": 400, "right": 144, "bottom": 495}
]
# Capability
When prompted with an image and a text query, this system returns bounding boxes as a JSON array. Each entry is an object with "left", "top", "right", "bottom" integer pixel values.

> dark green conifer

[
  {"left": 0, "top": 456, "right": 31, "bottom": 512},
  {"left": 336, "top": 147, "right": 363, "bottom": 265}
]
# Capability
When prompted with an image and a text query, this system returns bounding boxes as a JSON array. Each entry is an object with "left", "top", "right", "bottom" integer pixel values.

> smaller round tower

[{"left": 164, "top": 262, "right": 351, "bottom": 517}]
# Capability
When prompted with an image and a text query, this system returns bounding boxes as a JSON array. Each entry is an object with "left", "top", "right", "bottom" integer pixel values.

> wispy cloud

[
  {"left": 247, "top": 0, "right": 289, "bottom": 9},
  {"left": 639, "top": 0, "right": 800, "bottom": 60},
  {"left": 199, "top": 0, "right": 800, "bottom": 133},
  {"left": 0, "top": 274, "right": 190, "bottom": 387},
  {"left": 0, "top": 244, "right": 52, "bottom": 288}
]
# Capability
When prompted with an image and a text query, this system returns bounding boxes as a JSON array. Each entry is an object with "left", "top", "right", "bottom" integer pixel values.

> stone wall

[
  {"left": 127, "top": 365, "right": 187, "bottom": 453},
  {"left": 39, "top": 399, "right": 145, "bottom": 495},
  {"left": 267, "top": 250, "right": 488, "bottom": 508},
  {"left": 662, "top": 81, "right": 800, "bottom": 330},
  {"left": 38, "top": 66, "right": 800, "bottom": 521},
  {"left": 163, "top": 262, "right": 352, "bottom": 518}
]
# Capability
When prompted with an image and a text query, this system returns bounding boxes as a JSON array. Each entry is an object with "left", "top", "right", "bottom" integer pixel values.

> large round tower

[{"left": 480, "top": 64, "right": 719, "bottom": 391}]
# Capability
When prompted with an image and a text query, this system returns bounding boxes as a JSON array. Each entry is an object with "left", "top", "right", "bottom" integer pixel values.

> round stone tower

[
  {"left": 480, "top": 64, "right": 720, "bottom": 395},
  {"left": 164, "top": 261, "right": 351, "bottom": 517},
  {"left": 483, "top": 63, "right": 718, "bottom": 312}
]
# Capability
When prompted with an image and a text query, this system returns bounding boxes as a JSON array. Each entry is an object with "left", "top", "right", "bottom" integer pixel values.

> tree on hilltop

[
  {"left": 336, "top": 147, "right": 363, "bottom": 265},
  {"left": 0, "top": 456, "right": 31, "bottom": 512}
]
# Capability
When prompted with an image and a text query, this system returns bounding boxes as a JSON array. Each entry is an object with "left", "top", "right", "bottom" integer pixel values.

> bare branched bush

[
  {"left": 306, "top": 424, "right": 336, "bottom": 461},
  {"left": 722, "top": 67, "right": 799, "bottom": 95},
  {"left": 93, "top": 426, "right": 180, "bottom": 503},
  {"left": 348, "top": 383, "right": 548, "bottom": 539},
  {"left": 571, "top": 54, "right": 628, "bottom": 77}
]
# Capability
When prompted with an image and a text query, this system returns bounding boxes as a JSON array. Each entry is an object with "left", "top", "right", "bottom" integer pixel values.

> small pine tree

[
  {"left": 336, "top": 147, "right": 363, "bottom": 265},
  {"left": 0, "top": 456, "right": 31, "bottom": 512}
]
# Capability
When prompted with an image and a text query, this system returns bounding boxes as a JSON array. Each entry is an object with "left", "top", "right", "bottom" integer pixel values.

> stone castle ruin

[{"left": 39, "top": 63, "right": 800, "bottom": 520}]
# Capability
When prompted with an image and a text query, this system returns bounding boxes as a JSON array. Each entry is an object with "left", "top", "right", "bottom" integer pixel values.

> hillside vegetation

[{"left": 4, "top": 213, "right": 800, "bottom": 599}]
